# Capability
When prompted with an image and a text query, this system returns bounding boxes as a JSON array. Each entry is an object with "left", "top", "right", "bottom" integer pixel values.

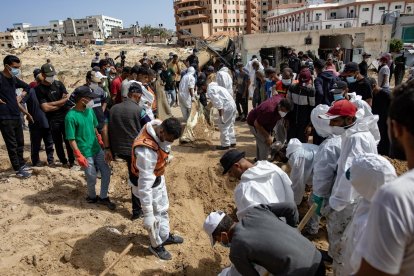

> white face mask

[
  {"left": 159, "top": 140, "right": 172, "bottom": 149},
  {"left": 331, "top": 126, "right": 346, "bottom": 136},
  {"left": 45, "top": 76, "right": 55, "bottom": 84},
  {"left": 282, "top": 79, "right": 292, "bottom": 86},
  {"left": 278, "top": 110, "right": 287, "bottom": 118},
  {"left": 89, "top": 83, "right": 99, "bottom": 90},
  {"left": 86, "top": 100, "right": 94, "bottom": 109}
]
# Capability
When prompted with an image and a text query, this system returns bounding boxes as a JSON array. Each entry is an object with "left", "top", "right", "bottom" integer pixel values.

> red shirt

[
  {"left": 110, "top": 76, "right": 122, "bottom": 104},
  {"left": 29, "top": 81, "right": 38, "bottom": 89},
  {"left": 247, "top": 94, "right": 283, "bottom": 133}
]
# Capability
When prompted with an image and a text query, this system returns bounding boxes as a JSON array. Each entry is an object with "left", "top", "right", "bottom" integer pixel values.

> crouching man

[
  {"left": 130, "top": 118, "right": 184, "bottom": 260},
  {"left": 203, "top": 203, "right": 325, "bottom": 276}
]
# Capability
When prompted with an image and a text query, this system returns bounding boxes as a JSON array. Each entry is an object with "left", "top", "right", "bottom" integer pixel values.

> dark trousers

[
  {"left": 49, "top": 120, "right": 74, "bottom": 165},
  {"left": 0, "top": 119, "right": 26, "bottom": 171},
  {"left": 287, "top": 120, "right": 309, "bottom": 143},
  {"left": 235, "top": 93, "right": 248, "bottom": 118},
  {"left": 29, "top": 125, "right": 54, "bottom": 165},
  {"left": 118, "top": 154, "right": 142, "bottom": 215}
]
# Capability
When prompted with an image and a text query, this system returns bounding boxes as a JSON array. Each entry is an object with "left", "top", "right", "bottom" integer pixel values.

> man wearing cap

[
  {"left": 203, "top": 203, "right": 325, "bottom": 276},
  {"left": 358, "top": 53, "right": 371, "bottom": 78},
  {"left": 108, "top": 83, "right": 150, "bottom": 220},
  {"left": 319, "top": 99, "right": 379, "bottom": 272},
  {"left": 206, "top": 82, "right": 237, "bottom": 150},
  {"left": 20, "top": 69, "right": 54, "bottom": 167},
  {"left": 36, "top": 63, "right": 74, "bottom": 168},
  {"left": 220, "top": 149, "right": 294, "bottom": 220},
  {"left": 246, "top": 95, "right": 293, "bottom": 161},
  {"left": 287, "top": 68, "right": 316, "bottom": 143},
  {"left": 330, "top": 80, "right": 349, "bottom": 102},
  {"left": 235, "top": 62, "right": 250, "bottom": 121},
  {"left": 65, "top": 86, "right": 115, "bottom": 210},
  {"left": 341, "top": 62, "right": 372, "bottom": 106},
  {"left": 130, "top": 118, "right": 184, "bottom": 260},
  {"left": 355, "top": 81, "right": 414, "bottom": 276}
]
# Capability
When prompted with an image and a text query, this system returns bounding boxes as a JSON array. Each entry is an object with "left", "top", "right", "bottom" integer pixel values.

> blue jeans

[
  {"left": 165, "top": 89, "right": 176, "bottom": 107},
  {"left": 84, "top": 150, "right": 111, "bottom": 199}
]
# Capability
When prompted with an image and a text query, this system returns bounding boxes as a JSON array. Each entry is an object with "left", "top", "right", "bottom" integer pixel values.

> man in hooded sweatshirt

[
  {"left": 314, "top": 59, "right": 340, "bottom": 106},
  {"left": 319, "top": 99, "right": 379, "bottom": 273},
  {"left": 178, "top": 66, "right": 196, "bottom": 121},
  {"left": 220, "top": 149, "right": 295, "bottom": 220}
]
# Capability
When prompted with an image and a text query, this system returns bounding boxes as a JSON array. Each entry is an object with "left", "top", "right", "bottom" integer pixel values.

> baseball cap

[
  {"left": 33, "top": 68, "right": 41, "bottom": 79},
  {"left": 207, "top": 65, "right": 215, "bottom": 72},
  {"left": 330, "top": 80, "right": 348, "bottom": 94},
  {"left": 347, "top": 153, "right": 397, "bottom": 201},
  {"left": 41, "top": 63, "right": 56, "bottom": 77},
  {"left": 74, "top": 86, "right": 99, "bottom": 99},
  {"left": 203, "top": 211, "right": 226, "bottom": 246},
  {"left": 362, "top": 52, "right": 371, "bottom": 57},
  {"left": 129, "top": 83, "right": 143, "bottom": 94},
  {"left": 220, "top": 149, "right": 245, "bottom": 175},
  {"left": 95, "top": 71, "right": 107, "bottom": 79},
  {"left": 343, "top": 62, "right": 359, "bottom": 73},
  {"left": 319, "top": 99, "right": 357, "bottom": 120}
]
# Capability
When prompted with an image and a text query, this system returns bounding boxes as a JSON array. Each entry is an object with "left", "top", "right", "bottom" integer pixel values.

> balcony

[
  {"left": 250, "top": 0, "right": 258, "bottom": 9},
  {"left": 177, "top": 14, "right": 209, "bottom": 23},
  {"left": 176, "top": 4, "right": 206, "bottom": 14}
]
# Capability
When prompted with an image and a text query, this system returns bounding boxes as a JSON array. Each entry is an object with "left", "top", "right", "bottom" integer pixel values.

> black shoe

[
  {"left": 235, "top": 116, "right": 242, "bottom": 121},
  {"left": 240, "top": 117, "right": 247, "bottom": 122},
  {"left": 216, "top": 145, "right": 230, "bottom": 150},
  {"left": 149, "top": 245, "right": 172, "bottom": 260},
  {"left": 319, "top": 249, "right": 333, "bottom": 264},
  {"left": 98, "top": 197, "right": 116, "bottom": 210},
  {"left": 131, "top": 209, "right": 144, "bottom": 221},
  {"left": 162, "top": 233, "right": 184, "bottom": 246},
  {"left": 86, "top": 196, "right": 98, "bottom": 203},
  {"left": 230, "top": 143, "right": 236, "bottom": 148}
]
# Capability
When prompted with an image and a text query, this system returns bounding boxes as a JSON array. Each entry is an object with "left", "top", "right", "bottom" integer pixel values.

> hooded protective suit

[
  {"left": 234, "top": 160, "right": 295, "bottom": 220},
  {"left": 306, "top": 105, "right": 342, "bottom": 235},
  {"left": 179, "top": 67, "right": 196, "bottom": 120},
  {"left": 329, "top": 113, "right": 380, "bottom": 212},
  {"left": 129, "top": 80, "right": 155, "bottom": 120},
  {"left": 132, "top": 120, "right": 172, "bottom": 247},
  {"left": 342, "top": 154, "right": 397, "bottom": 276},
  {"left": 216, "top": 67, "right": 233, "bottom": 95},
  {"left": 245, "top": 59, "right": 264, "bottom": 98},
  {"left": 207, "top": 82, "right": 237, "bottom": 147},
  {"left": 286, "top": 139, "right": 319, "bottom": 205}
]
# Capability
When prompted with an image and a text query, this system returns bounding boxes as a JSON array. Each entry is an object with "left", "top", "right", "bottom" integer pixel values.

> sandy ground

[{"left": 0, "top": 44, "right": 408, "bottom": 275}]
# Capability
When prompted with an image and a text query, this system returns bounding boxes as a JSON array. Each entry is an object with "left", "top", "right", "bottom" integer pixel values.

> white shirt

[
  {"left": 234, "top": 161, "right": 295, "bottom": 220},
  {"left": 378, "top": 64, "right": 390, "bottom": 88},
  {"left": 359, "top": 169, "right": 414, "bottom": 275},
  {"left": 179, "top": 67, "right": 196, "bottom": 109}
]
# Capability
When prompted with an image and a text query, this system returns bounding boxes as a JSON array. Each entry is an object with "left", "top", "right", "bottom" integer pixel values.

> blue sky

[{"left": 0, "top": 0, "right": 175, "bottom": 31}]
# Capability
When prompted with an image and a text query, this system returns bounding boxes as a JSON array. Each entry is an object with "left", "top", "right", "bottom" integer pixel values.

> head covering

[
  {"left": 207, "top": 66, "right": 215, "bottom": 72},
  {"left": 348, "top": 153, "right": 397, "bottom": 201},
  {"left": 74, "top": 86, "right": 99, "bottom": 99},
  {"left": 203, "top": 211, "right": 226, "bottom": 246},
  {"left": 343, "top": 62, "right": 359, "bottom": 73},
  {"left": 41, "top": 63, "right": 56, "bottom": 77},
  {"left": 90, "top": 71, "right": 102, "bottom": 83},
  {"left": 220, "top": 149, "right": 245, "bottom": 174},
  {"left": 311, "top": 104, "right": 332, "bottom": 138},
  {"left": 286, "top": 138, "right": 302, "bottom": 158},
  {"left": 298, "top": 68, "right": 312, "bottom": 83},
  {"left": 33, "top": 68, "right": 41, "bottom": 79},
  {"left": 319, "top": 99, "right": 357, "bottom": 120},
  {"left": 330, "top": 81, "right": 348, "bottom": 94}
]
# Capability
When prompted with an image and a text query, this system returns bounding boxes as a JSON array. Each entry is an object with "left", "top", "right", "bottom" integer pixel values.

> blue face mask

[
  {"left": 8, "top": 65, "right": 21, "bottom": 77},
  {"left": 333, "top": 94, "right": 344, "bottom": 101},
  {"left": 346, "top": 76, "right": 356, "bottom": 84},
  {"left": 105, "top": 68, "right": 110, "bottom": 74}
]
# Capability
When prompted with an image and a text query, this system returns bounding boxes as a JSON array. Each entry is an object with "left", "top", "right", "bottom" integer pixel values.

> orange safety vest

[
  {"left": 275, "top": 80, "right": 298, "bottom": 97},
  {"left": 131, "top": 125, "right": 169, "bottom": 177}
]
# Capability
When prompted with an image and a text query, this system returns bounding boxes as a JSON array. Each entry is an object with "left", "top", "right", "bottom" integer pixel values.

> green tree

[{"left": 389, "top": 38, "right": 403, "bottom": 53}]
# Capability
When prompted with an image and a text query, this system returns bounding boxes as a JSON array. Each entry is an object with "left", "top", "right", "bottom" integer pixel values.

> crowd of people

[{"left": 0, "top": 45, "right": 413, "bottom": 275}]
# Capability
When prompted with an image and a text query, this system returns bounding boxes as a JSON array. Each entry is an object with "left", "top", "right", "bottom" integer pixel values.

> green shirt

[{"left": 65, "top": 108, "right": 101, "bottom": 158}]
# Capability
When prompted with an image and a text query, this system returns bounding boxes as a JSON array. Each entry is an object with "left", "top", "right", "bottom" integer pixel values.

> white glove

[{"left": 143, "top": 213, "right": 156, "bottom": 230}]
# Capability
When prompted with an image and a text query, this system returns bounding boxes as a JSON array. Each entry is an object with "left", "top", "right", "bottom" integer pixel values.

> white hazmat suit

[
  {"left": 132, "top": 120, "right": 171, "bottom": 247},
  {"left": 130, "top": 80, "right": 155, "bottom": 120},
  {"left": 216, "top": 67, "right": 233, "bottom": 95},
  {"left": 207, "top": 82, "right": 237, "bottom": 147},
  {"left": 179, "top": 67, "right": 196, "bottom": 121},
  {"left": 342, "top": 154, "right": 397, "bottom": 276},
  {"left": 286, "top": 139, "right": 319, "bottom": 205},
  {"left": 234, "top": 160, "right": 295, "bottom": 220}
]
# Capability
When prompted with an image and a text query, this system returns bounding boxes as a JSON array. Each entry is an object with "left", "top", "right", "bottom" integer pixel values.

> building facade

[
  {"left": 90, "top": 15, "right": 123, "bottom": 38},
  {"left": 63, "top": 17, "right": 104, "bottom": 44},
  {"left": 0, "top": 30, "right": 28, "bottom": 49},
  {"left": 111, "top": 24, "right": 141, "bottom": 39},
  {"left": 174, "top": 0, "right": 262, "bottom": 46},
  {"left": 266, "top": 0, "right": 414, "bottom": 33},
  {"left": 13, "top": 20, "right": 64, "bottom": 45}
]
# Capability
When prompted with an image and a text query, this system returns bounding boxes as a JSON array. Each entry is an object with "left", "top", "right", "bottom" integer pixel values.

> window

[
  {"left": 362, "top": 7, "right": 369, "bottom": 11},
  {"left": 326, "top": 24, "right": 332, "bottom": 29},
  {"left": 379, "top": 6, "right": 385, "bottom": 11},
  {"left": 215, "top": 19, "right": 218, "bottom": 23},
  {"left": 215, "top": 9, "right": 217, "bottom": 13},
  {"left": 330, "top": 12, "right": 336, "bottom": 18},
  {"left": 395, "top": 5, "right": 402, "bottom": 9}
]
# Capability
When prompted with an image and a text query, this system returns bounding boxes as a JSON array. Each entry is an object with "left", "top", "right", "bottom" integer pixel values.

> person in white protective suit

[
  {"left": 206, "top": 82, "right": 237, "bottom": 150},
  {"left": 306, "top": 105, "right": 342, "bottom": 237},
  {"left": 219, "top": 149, "right": 295, "bottom": 220},
  {"left": 130, "top": 118, "right": 184, "bottom": 260},
  {"left": 178, "top": 66, "right": 196, "bottom": 121},
  {"left": 245, "top": 56, "right": 264, "bottom": 98},
  {"left": 285, "top": 138, "right": 319, "bottom": 205},
  {"left": 342, "top": 154, "right": 397, "bottom": 276},
  {"left": 319, "top": 99, "right": 380, "bottom": 273},
  {"left": 129, "top": 80, "right": 155, "bottom": 120},
  {"left": 216, "top": 66, "right": 233, "bottom": 95}
]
